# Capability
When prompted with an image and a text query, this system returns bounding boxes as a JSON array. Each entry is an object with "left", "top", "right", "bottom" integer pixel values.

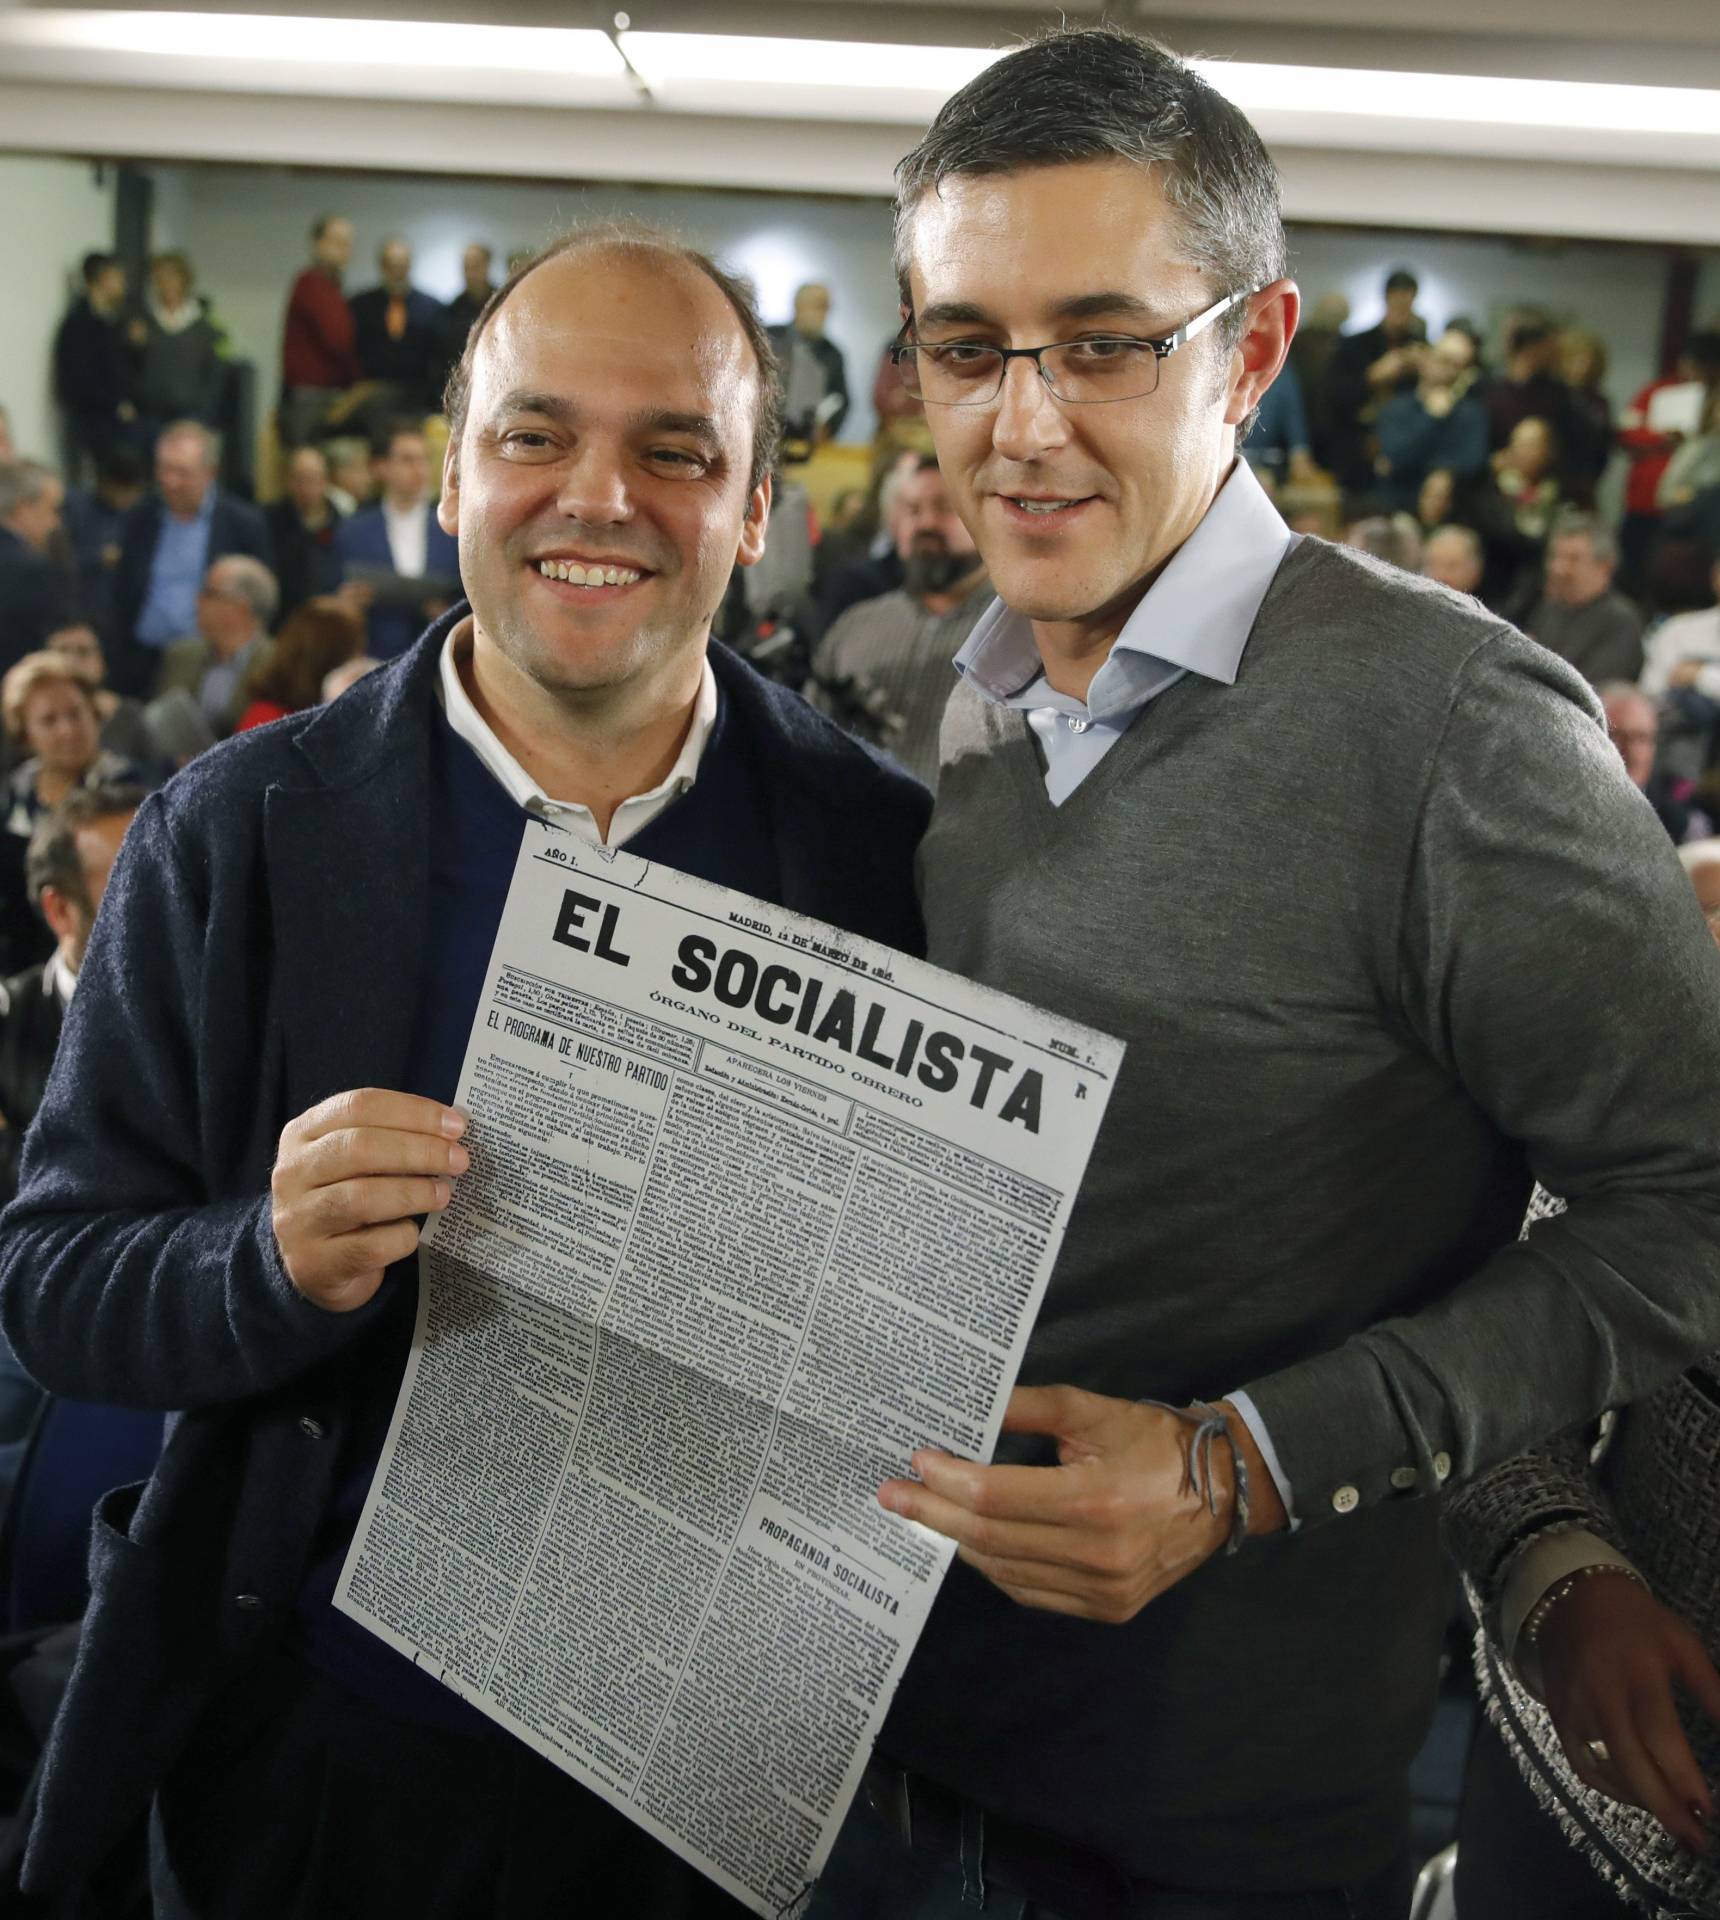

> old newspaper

[{"left": 336, "top": 819, "right": 1123, "bottom": 1917}]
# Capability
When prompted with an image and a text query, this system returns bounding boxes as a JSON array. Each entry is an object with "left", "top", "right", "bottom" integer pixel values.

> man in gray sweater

[{"left": 809, "top": 26, "right": 1720, "bottom": 1920}]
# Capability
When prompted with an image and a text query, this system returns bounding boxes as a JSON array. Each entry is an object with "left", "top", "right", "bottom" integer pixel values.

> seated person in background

[
  {"left": 331, "top": 422, "right": 459, "bottom": 659},
  {"left": 1239, "top": 354, "right": 1323, "bottom": 492},
  {"left": 349, "top": 238, "right": 442, "bottom": 416},
  {"left": 1492, "top": 415, "right": 1567, "bottom": 549},
  {"left": 60, "top": 446, "right": 147, "bottom": 640},
  {"left": 814, "top": 464, "right": 988, "bottom": 790},
  {"left": 267, "top": 445, "right": 349, "bottom": 623},
  {"left": 817, "top": 448, "right": 924, "bottom": 625},
  {"left": 234, "top": 597, "right": 364, "bottom": 732},
  {"left": 0, "top": 461, "right": 75, "bottom": 670},
  {"left": 1657, "top": 381, "right": 1720, "bottom": 514},
  {"left": 156, "top": 556, "right": 279, "bottom": 739},
  {"left": 280, "top": 216, "right": 362, "bottom": 450},
  {"left": 0, "top": 783, "right": 142, "bottom": 1508},
  {"left": 133, "top": 251, "right": 226, "bottom": 436},
  {"left": 2, "top": 652, "right": 145, "bottom": 842},
  {"left": 1420, "top": 523, "right": 1486, "bottom": 598},
  {"left": 1446, "top": 856, "right": 1720, "bottom": 1917},
  {"left": 1618, "top": 330, "right": 1720, "bottom": 592},
  {"left": 0, "top": 785, "right": 142, "bottom": 1205},
  {"left": 113, "top": 420, "right": 271, "bottom": 699},
  {"left": 1523, "top": 511, "right": 1644, "bottom": 686},
  {"left": 1640, "top": 551, "right": 1720, "bottom": 702},
  {"left": 1343, "top": 513, "right": 1422, "bottom": 572},
  {"left": 1600, "top": 681, "right": 1709, "bottom": 845},
  {"left": 45, "top": 623, "right": 159, "bottom": 770},
  {"left": 1373, "top": 328, "right": 1490, "bottom": 512}
]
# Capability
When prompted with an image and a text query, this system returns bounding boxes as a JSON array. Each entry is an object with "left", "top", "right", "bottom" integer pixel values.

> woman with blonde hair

[{"left": 1, "top": 652, "right": 143, "bottom": 839}]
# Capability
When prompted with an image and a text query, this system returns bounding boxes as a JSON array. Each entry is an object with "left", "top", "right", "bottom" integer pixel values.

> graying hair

[
  {"left": 26, "top": 783, "right": 146, "bottom": 912},
  {"left": 893, "top": 24, "right": 1287, "bottom": 353},
  {"left": 209, "top": 554, "right": 280, "bottom": 628},
  {"left": 0, "top": 460, "right": 58, "bottom": 524},
  {"left": 158, "top": 418, "right": 220, "bottom": 469},
  {"left": 1549, "top": 508, "right": 1618, "bottom": 567},
  {"left": 1428, "top": 523, "right": 1484, "bottom": 567}
]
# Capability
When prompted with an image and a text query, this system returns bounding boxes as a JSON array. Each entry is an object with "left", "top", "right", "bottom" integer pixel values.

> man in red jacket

[{"left": 280, "top": 215, "right": 362, "bottom": 449}]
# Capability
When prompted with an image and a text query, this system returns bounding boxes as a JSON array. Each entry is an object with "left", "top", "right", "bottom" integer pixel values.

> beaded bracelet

[{"left": 1521, "top": 1561, "right": 1650, "bottom": 1650}]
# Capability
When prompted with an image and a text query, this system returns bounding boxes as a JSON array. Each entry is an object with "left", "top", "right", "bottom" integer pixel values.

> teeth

[
  {"left": 1013, "top": 499, "right": 1075, "bottom": 514},
  {"left": 537, "top": 561, "right": 641, "bottom": 586}
]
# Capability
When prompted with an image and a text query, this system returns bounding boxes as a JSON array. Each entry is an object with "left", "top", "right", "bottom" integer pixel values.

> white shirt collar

[
  {"left": 381, "top": 496, "right": 428, "bottom": 578},
  {"left": 46, "top": 950, "right": 77, "bottom": 1007},
  {"left": 954, "top": 458, "right": 1293, "bottom": 715},
  {"left": 435, "top": 617, "right": 717, "bottom": 850}
]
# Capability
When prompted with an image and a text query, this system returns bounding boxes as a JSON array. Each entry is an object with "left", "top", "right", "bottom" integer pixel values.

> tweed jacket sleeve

[
  {"left": 0, "top": 788, "right": 386, "bottom": 1411},
  {"left": 1241, "top": 629, "right": 1720, "bottom": 1527}
]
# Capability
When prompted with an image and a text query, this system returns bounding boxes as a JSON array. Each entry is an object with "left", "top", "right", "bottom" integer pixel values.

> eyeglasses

[{"left": 892, "top": 288, "right": 1256, "bottom": 408}]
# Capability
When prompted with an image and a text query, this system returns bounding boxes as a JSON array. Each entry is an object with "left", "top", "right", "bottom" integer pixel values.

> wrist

[
  {"left": 1215, "top": 1398, "right": 1288, "bottom": 1535},
  {"left": 1523, "top": 1562, "right": 1650, "bottom": 1651}
]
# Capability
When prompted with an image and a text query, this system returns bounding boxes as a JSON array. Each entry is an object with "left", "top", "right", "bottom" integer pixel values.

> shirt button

[
  {"left": 1433, "top": 1452, "right": 1453, "bottom": 1484},
  {"left": 1066, "top": 717, "right": 1090, "bottom": 734},
  {"left": 1389, "top": 1466, "right": 1417, "bottom": 1491},
  {"left": 234, "top": 1593, "right": 264, "bottom": 1611},
  {"left": 1331, "top": 1485, "right": 1360, "bottom": 1514},
  {"left": 298, "top": 1416, "right": 325, "bottom": 1441}
]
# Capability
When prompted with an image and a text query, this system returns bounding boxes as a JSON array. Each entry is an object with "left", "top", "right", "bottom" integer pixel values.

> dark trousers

[
  {"left": 806, "top": 1776, "right": 1414, "bottom": 1920},
  {"left": 1454, "top": 1714, "right": 1631, "bottom": 1920},
  {"left": 151, "top": 1653, "right": 749, "bottom": 1920}
]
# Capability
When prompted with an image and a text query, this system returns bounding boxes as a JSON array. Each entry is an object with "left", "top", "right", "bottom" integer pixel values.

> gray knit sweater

[{"left": 879, "top": 536, "right": 1720, "bottom": 1891}]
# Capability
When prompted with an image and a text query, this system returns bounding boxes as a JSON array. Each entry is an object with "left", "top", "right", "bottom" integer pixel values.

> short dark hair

[
  {"left": 893, "top": 24, "right": 1286, "bottom": 351},
  {"left": 1689, "top": 331, "right": 1720, "bottom": 377},
  {"left": 81, "top": 251, "right": 118, "bottom": 288},
  {"left": 442, "top": 222, "right": 783, "bottom": 495},
  {"left": 26, "top": 784, "right": 146, "bottom": 913},
  {"left": 1384, "top": 269, "right": 1419, "bottom": 296},
  {"left": 371, "top": 419, "right": 426, "bottom": 462}
]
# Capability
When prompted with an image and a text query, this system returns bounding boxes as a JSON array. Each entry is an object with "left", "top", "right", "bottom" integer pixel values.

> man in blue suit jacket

[
  {"left": 0, "top": 226, "right": 928, "bottom": 1918},
  {"left": 330, "top": 421, "right": 461, "bottom": 659},
  {"left": 111, "top": 420, "right": 271, "bottom": 697}
]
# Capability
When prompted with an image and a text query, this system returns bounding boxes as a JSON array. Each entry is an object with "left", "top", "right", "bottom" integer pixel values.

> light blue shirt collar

[{"left": 953, "top": 458, "right": 1293, "bottom": 726}]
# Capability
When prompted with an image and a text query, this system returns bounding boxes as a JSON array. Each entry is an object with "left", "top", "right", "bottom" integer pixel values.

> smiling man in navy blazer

[{"left": 0, "top": 224, "right": 928, "bottom": 1919}]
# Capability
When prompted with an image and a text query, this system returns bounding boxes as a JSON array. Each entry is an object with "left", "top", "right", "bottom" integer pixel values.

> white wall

[
  {"left": 142, "top": 164, "right": 900, "bottom": 441},
  {"left": 0, "top": 155, "right": 115, "bottom": 461}
]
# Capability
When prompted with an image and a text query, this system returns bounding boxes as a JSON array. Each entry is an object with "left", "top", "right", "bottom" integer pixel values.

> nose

[
  {"left": 990, "top": 356, "right": 1070, "bottom": 463},
  {"left": 555, "top": 438, "right": 632, "bottom": 527}
]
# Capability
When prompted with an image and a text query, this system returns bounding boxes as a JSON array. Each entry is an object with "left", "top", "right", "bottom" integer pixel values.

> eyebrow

[
  {"left": 490, "top": 391, "right": 720, "bottom": 444},
  {"left": 915, "top": 291, "right": 1165, "bottom": 332}
]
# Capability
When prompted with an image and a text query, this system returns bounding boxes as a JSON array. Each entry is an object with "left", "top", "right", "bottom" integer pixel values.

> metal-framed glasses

[{"left": 892, "top": 287, "right": 1257, "bottom": 407}]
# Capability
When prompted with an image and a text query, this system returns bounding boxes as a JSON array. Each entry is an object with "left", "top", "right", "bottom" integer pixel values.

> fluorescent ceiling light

[
  {"left": 2, "top": 10, "right": 627, "bottom": 77},
  {"left": 620, "top": 31, "right": 998, "bottom": 97},
  {"left": 1196, "top": 60, "right": 1720, "bottom": 139}
]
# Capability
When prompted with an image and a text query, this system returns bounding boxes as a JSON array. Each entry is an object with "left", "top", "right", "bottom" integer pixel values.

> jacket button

[
  {"left": 1389, "top": 1466, "right": 1417, "bottom": 1491},
  {"left": 234, "top": 1593, "right": 264, "bottom": 1610},
  {"left": 299, "top": 1416, "right": 326, "bottom": 1440},
  {"left": 1433, "top": 1451, "right": 1453, "bottom": 1483},
  {"left": 1331, "top": 1485, "right": 1360, "bottom": 1514}
]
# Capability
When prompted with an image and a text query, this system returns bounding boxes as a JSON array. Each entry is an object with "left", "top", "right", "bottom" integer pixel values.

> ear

[
  {"left": 437, "top": 438, "right": 460, "bottom": 538},
  {"left": 38, "top": 886, "right": 81, "bottom": 949},
  {"left": 734, "top": 472, "right": 773, "bottom": 571},
  {"left": 1225, "top": 278, "right": 1300, "bottom": 431}
]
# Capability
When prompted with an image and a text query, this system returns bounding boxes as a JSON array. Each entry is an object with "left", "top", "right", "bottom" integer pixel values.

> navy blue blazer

[
  {"left": 332, "top": 504, "right": 462, "bottom": 659},
  {"left": 0, "top": 613, "right": 929, "bottom": 1891},
  {"left": 111, "top": 491, "right": 272, "bottom": 697}
]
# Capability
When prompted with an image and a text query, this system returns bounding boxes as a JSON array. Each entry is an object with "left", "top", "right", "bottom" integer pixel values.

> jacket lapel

[{"left": 262, "top": 626, "right": 448, "bottom": 1110}]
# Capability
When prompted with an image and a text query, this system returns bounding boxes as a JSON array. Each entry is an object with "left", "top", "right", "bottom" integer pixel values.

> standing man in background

[
  {"left": 280, "top": 215, "right": 362, "bottom": 449},
  {"left": 350, "top": 238, "right": 443, "bottom": 416},
  {"left": 812, "top": 27, "right": 1720, "bottom": 1919},
  {"left": 52, "top": 252, "right": 136, "bottom": 478},
  {"left": 769, "top": 282, "right": 850, "bottom": 448},
  {"left": 435, "top": 242, "right": 497, "bottom": 396}
]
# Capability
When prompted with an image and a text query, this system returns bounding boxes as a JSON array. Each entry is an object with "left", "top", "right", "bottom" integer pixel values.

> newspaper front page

[{"left": 335, "top": 818, "right": 1124, "bottom": 1917}]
